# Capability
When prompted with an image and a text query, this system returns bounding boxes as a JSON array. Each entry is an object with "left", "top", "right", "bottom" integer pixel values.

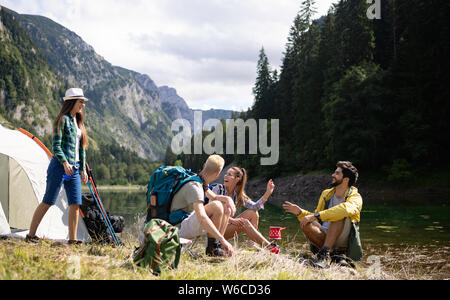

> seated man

[
  {"left": 283, "top": 161, "right": 363, "bottom": 268},
  {"left": 170, "top": 155, "right": 236, "bottom": 257}
]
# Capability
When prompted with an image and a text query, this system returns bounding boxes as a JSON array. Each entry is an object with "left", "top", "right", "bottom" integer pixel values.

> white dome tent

[{"left": 0, "top": 124, "right": 90, "bottom": 241}]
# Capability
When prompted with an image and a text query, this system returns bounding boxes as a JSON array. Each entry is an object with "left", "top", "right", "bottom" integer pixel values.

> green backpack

[{"left": 133, "top": 219, "right": 181, "bottom": 275}]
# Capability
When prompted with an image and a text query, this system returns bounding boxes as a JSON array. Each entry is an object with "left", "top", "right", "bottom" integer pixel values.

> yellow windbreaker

[{"left": 297, "top": 187, "right": 363, "bottom": 223}]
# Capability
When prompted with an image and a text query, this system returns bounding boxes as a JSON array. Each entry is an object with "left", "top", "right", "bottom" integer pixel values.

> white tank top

[{"left": 75, "top": 122, "right": 82, "bottom": 162}]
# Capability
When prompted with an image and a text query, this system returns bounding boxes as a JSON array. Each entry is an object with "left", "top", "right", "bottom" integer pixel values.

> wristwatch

[{"left": 314, "top": 212, "right": 322, "bottom": 223}]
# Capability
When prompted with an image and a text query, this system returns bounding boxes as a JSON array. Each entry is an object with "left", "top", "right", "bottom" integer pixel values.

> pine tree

[
  {"left": 252, "top": 47, "right": 273, "bottom": 119},
  {"left": 225, "top": 0, "right": 450, "bottom": 178},
  {"left": 300, "top": 0, "right": 318, "bottom": 25},
  {"left": 334, "top": 0, "right": 375, "bottom": 68}
]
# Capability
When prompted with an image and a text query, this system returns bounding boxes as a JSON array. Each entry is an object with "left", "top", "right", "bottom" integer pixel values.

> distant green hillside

[{"left": 0, "top": 6, "right": 66, "bottom": 137}]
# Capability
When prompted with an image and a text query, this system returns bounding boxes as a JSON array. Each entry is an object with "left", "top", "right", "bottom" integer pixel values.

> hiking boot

[
  {"left": 331, "top": 251, "right": 355, "bottom": 268},
  {"left": 25, "top": 234, "right": 40, "bottom": 244},
  {"left": 205, "top": 237, "right": 227, "bottom": 257},
  {"left": 68, "top": 240, "right": 83, "bottom": 245},
  {"left": 330, "top": 250, "right": 347, "bottom": 266},
  {"left": 306, "top": 247, "right": 330, "bottom": 269},
  {"left": 205, "top": 245, "right": 228, "bottom": 257}
]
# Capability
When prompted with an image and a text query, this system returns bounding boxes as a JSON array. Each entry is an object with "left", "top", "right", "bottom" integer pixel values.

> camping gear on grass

[
  {"left": 269, "top": 226, "right": 287, "bottom": 240},
  {"left": 267, "top": 226, "right": 286, "bottom": 254},
  {"left": 0, "top": 125, "right": 90, "bottom": 241},
  {"left": 146, "top": 166, "right": 203, "bottom": 225},
  {"left": 133, "top": 219, "right": 181, "bottom": 275},
  {"left": 80, "top": 193, "right": 124, "bottom": 245},
  {"left": 85, "top": 163, "right": 121, "bottom": 247}
]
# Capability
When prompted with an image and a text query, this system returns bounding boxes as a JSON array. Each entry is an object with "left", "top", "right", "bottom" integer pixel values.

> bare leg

[
  {"left": 301, "top": 219, "right": 346, "bottom": 251},
  {"left": 301, "top": 221, "right": 326, "bottom": 249},
  {"left": 224, "top": 210, "right": 253, "bottom": 240},
  {"left": 245, "top": 209, "right": 259, "bottom": 229},
  {"left": 224, "top": 210, "right": 271, "bottom": 247},
  {"left": 221, "top": 203, "right": 232, "bottom": 235},
  {"left": 323, "top": 219, "right": 345, "bottom": 251},
  {"left": 29, "top": 203, "right": 51, "bottom": 237},
  {"left": 68, "top": 205, "right": 80, "bottom": 241},
  {"left": 204, "top": 201, "right": 226, "bottom": 236}
]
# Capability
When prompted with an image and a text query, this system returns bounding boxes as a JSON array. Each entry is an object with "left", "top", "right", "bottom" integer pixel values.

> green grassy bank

[{"left": 1, "top": 234, "right": 447, "bottom": 280}]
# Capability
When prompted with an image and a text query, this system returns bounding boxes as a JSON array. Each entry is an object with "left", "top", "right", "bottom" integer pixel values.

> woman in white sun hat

[{"left": 26, "top": 88, "right": 89, "bottom": 245}]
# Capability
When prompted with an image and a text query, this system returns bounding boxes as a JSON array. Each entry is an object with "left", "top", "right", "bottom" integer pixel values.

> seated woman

[{"left": 207, "top": 166, "right": 279, "bottom": 253}]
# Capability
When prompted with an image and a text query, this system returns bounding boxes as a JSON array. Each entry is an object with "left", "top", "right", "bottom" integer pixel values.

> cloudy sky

[{"left": 1, "top": 0, "right": 335, "bottom": 111}]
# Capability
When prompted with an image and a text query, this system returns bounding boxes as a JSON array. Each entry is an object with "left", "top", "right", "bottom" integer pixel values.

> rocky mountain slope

[
  {"left": 1, "top": 5, "right": 234, "bottom": 161},
  {"left": 11, "top": 9, "right": 172, "bottom": 160}
]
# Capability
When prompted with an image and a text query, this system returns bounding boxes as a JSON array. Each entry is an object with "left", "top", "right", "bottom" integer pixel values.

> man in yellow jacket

[{"left": 283, "top": 161, "right": 363, "bottom": 268}]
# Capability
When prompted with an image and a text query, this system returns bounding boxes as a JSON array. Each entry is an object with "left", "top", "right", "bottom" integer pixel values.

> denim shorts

[{"left": 42, "top": 158, "right": 82, "bottom": 206}]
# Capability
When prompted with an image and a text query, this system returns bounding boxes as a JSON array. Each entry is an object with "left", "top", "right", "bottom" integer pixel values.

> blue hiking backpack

[{"left": 146, "top": 166, "right": 204, "bottom": 225}]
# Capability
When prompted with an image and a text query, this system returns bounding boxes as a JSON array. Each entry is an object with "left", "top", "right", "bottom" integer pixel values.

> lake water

[
  {"left": 98, "top": 190, "right": 449, "bottom": 245},
  {"left": 98, "top": 189, "right": 450, "bottom": 279}
]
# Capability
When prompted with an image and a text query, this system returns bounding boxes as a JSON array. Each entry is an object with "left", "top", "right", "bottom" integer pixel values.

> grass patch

[
  {"left": 2, "top": 211, "right": 449, "bottom": 280},
  {"left": 1, "top": 233, "right": 447, "bottom": 280}
]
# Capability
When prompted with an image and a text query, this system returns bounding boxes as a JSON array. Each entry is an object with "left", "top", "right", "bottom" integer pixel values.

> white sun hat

[{"left": 63, "top": 88, "right": 89, "bottom": 101}]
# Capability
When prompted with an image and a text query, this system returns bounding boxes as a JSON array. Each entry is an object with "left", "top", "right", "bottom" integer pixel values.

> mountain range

[{"left": 0, "top": 5, "right": 234, "bottom": 161}]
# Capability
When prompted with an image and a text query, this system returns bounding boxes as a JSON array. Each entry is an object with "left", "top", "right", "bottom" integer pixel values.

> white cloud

[{"left": 0, "top": 0, "right": 336, "bottom": 110}]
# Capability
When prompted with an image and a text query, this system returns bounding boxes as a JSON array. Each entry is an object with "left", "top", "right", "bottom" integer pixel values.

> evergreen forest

[{"left": 179, "top": 0, "right": 450, "bottom": 184}]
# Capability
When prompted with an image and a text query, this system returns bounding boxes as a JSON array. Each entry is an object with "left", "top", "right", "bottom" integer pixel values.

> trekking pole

[
  {"left": 86, "top": 163, "right": 121, "bottom": 246},
  {"left": 92, "top": 185, "right": 120, "bottom": 246},
  {"left": 87, "top": 181, "right": 119, "bottom": 246},
  {"left": 87, "top": 180, "right": 120, "bottom": 247},
  {"left": 87, "top": 171, "right": 120, "bottom": 247}
]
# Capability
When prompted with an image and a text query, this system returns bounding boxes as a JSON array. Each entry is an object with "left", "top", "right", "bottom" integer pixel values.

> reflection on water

[
  {"left": 97, "top": 189, "right": 450, "bottom": 247},
  {"left": 91, "top": 189, "right": 450, "bottom": 279},
  {"left": 97, "top": 190, "right": 147, "bottom": 224}
]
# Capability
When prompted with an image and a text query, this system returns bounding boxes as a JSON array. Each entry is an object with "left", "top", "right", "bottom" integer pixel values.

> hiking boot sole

[{"left": 25, "top": 235, "right": 40, "bottom": 244}]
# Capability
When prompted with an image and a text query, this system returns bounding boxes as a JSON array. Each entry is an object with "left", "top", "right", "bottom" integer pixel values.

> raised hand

[{"left": 282, "top": 201, "right": 302, "bottom": 216}]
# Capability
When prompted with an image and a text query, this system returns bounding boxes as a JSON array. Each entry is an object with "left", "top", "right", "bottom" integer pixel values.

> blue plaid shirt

[{"left": 52, "top": 114, "right": 86, "bottom": 171}]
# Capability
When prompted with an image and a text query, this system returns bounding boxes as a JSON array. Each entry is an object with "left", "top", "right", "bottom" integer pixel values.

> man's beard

[{"left": 331, "top": 178, "right": 343, "bottom": 187}]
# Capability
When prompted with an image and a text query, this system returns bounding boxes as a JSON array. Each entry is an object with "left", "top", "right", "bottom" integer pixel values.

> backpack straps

[
  {"left": 170, "top": 174, "right": 205, "bottom": 202},
  {"left": 166, "top": 174, "right": 205, "bottom": 226},
  {"left": 152, "top": 224, "right": 179, "bottom": 272},
  {"left": 137, "top": 221, "right": 167, "bottom": 262},
  {"left": 323, "top": 189, "right": 335, "bottom": 211}
]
